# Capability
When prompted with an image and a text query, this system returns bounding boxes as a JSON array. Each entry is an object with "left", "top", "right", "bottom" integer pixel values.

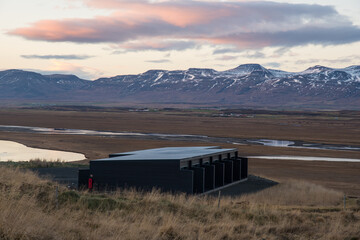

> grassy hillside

[{"left": 0, "top": 167, "right": 359, "bottom": 240}]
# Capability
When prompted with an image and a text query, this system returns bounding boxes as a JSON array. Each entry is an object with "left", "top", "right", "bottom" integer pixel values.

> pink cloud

[
  {"left": 9, "top": 1, "right": 360, "bottom": 50},
  {"left": 11, "top": 20, "right": 97, "bottom": 42},
  {"left": 84, "top": 0, "right": 231, "bottom": 27},
  {"left": 83, "top": 0, "right": 231, "bottom": 27}
]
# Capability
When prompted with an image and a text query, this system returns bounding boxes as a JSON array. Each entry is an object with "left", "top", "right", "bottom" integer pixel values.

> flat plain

[{"left": 0, "top": 107, "right": 359, "bottom": 195}]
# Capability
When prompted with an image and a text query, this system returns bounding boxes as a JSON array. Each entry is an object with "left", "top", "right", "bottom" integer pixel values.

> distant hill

[{"left": 1, "top": 64, "right": 360, "bottom": 109}]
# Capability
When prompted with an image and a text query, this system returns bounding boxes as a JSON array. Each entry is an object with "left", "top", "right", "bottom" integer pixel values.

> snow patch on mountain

[{"left": 222, "top": 64, "right": 268, "bottom": 75}]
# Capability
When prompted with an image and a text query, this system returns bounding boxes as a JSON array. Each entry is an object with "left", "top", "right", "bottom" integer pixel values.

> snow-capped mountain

[
  {"left": 1, "top": 64, "right": 359, "bottom": 109},
  {"left": 341, "top": 66, "right": 360, "bottom": 81}
]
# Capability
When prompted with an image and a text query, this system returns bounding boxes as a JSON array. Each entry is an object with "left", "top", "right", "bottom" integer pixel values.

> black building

[{"left": 79, "top": 146, "right": 248, "bottom": 194}]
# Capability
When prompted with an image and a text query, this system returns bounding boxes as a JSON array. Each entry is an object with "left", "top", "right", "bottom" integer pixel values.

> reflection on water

[
  {"left": 0, "top": 140, "right": 85, "bottom": 162},
  {"left": 0, "top": 125, "right": 359, "bottom": 152},
  {"left": 0, "top": 125, "right": 205, "bottom": 138},
  {"left": 248, "top": 155, "right": 360, "bottom": 162},
  {"left": 247, "top": 139, "right": 295, "bottom": 147}
]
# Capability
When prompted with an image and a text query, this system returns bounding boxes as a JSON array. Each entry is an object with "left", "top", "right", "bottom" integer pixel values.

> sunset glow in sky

[{"left": 1, "top": 0, "right": 360, "bottom": 79}]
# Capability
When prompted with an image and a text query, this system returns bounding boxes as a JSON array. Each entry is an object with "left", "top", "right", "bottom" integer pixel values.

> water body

[
  {"left": 0, "top": 125, "right": 359, "bottom": 152},
  {"left": 248, "top": 155, "right": 360, "bottom": 163},
  {"left": 0, "top": 140, "right": 86, "bottom": 162},
  {"left": 247, "top": 139, "right": 295, "bottom": 147}
]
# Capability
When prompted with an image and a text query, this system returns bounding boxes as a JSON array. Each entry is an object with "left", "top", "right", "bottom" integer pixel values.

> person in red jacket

[{"left": 88, "top": 174, "right": 94, "bottom": 192}]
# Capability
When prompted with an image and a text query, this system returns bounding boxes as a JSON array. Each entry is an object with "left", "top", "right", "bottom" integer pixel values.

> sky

[{"left": 0, "top": 0, "right": 360, "bottom": 79}]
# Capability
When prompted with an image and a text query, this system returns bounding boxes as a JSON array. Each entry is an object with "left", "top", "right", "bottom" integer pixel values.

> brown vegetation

[
  {"left": 0, "top": 108, "right": 359, "bottom": 196},
  {"left": 1, "top": 167, "right": 359, "bottom": 240},
  {"left": 0, "top": 108, "right": 359, "bottom": 145}
]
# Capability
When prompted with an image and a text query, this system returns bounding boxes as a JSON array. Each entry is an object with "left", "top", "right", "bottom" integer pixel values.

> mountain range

[{"left": 1, "top": 64, "right": 359, "bottom": 109}]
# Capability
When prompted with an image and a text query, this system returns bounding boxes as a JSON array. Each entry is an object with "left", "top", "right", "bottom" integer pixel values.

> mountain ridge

[{"left": 1, "top": 64, "right": 359, "bottom": 109}]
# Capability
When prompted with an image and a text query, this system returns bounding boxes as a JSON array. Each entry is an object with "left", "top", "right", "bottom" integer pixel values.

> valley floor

[{"left": 0, "top": 107, "right": 359, "bottom": 195}]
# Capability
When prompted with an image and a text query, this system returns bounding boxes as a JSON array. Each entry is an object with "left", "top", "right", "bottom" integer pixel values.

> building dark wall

[
  {"left": 221, "top": 160, "right": 234, "bottom": 184},
  {"left": 232, "top": 159, "right": 241, "bottom": 181},
  {"left": 213, "top": 162, "right": 225, "bottom": 187},
  {"left": 79, "top": 151, "right": 248, "bottom": 194},
  {"left": 78, "top": 169, "right": 90, "bottom": 190},
  {"left": 190, "top": 166, "right": 205, "bottom": 193},
  {"left": 90, "top": 160, "right": 194, "bottom": 194},
  {"left": 240, "top": 158, "right": 248, "bottom": 179},
  {"left": 202, "top": 163, "right": 215, "bottom": 191}
]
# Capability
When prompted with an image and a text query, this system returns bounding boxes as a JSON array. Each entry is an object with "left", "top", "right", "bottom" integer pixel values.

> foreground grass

[{"left": 0, "top": 167, "right": 359, "bottom": 240}]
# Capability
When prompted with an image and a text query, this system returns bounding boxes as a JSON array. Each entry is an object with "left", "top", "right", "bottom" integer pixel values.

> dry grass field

[
  {"left": 0, "top": 108, "right": 359, "bottom": 196},
  {"left": 1, "top": 108, "right": 360, "bottom": 146},
  {"left": 1, "top": 167, "right": 359, "bottom": 240}
]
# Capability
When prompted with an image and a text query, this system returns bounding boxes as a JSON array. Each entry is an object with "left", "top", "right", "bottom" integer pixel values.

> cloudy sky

[{"left": 1, "top": 0, "right": 360, "bottom": 79}]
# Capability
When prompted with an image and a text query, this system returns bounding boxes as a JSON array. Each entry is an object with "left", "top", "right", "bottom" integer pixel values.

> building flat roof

[{"left": 93, "top": 146, "right": 236, "bottom": 162}]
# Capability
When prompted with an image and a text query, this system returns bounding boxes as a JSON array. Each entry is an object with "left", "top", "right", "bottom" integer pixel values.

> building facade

[{"left": 79, "top": 146, "right": 248, "bottom": 194}]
